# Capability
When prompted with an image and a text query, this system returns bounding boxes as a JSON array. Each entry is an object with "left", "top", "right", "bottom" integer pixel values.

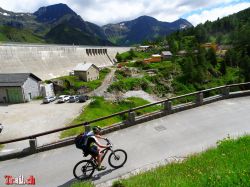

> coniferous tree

[
  {"left": 219, "top": 60, "right": 227, "bottom": 75},
  {"left": 182, "top": 56, "right": 194, "bottom": 82},
  {"left": 169, "top": 39, "right": 179, "bottom": 55},
  {"left": 116, "top": 52, "right": 122, "bottom": 62},
  {"left": 240, "top": 55, "right": 250, "bottom": 82},
  {"left": 206, "top": 48, "right": 217, "bottom": 67}
]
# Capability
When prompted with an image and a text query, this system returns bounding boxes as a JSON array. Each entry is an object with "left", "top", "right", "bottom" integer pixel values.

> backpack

[{"left": 74, "top": 133, "right": 88, "bottom": 150}]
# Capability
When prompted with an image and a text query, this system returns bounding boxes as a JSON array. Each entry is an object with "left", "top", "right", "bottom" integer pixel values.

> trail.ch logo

[{"left": 4, "top": 175, "right": 36, "bottom": 185}]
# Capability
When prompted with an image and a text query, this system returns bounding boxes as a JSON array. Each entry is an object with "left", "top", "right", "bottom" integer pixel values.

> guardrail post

[
  {"left": 127, "top": 111, "right": 136, "bottom": 125},
  {"left": 29, "top": 138, "right": 37, "bottom": 153},
  {"left": 196, "top": 92, "right": 203, "bottom": 106},
  {"left": 163, "top": 101, "right": 172, "bottom": 114},
  {"left": 222, "top": 87, "right": 230, "bottom": 98}
]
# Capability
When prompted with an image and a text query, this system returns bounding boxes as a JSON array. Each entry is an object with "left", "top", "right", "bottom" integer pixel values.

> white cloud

[
  {"left": 0, "top": 0, "right": 249, "bottom": 25},
  {"left": 187, "top": 2, "right": 250, "bottom": 26}
]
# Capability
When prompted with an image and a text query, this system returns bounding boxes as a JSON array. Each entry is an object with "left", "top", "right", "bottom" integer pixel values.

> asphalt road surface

[{"left": 1, "top": 97, "right": 250, "bottom": 187}]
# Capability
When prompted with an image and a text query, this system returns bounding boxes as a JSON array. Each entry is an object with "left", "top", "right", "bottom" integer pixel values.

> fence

[{"left": 0, "top": 82, "right": 250, "bottom": 160}]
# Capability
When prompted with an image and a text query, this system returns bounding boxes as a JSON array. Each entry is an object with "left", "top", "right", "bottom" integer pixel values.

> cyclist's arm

[
  {"left": 95, "top": 134, "right": 107, "bottom": 140},
  {"left": 94, "top": 137, "right": 109, "bottom": 148}
]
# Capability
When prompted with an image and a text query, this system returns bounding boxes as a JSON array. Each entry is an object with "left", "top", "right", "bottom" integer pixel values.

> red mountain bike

[{"left": 73, "top": 138, "right": 127, "bottom": 180}]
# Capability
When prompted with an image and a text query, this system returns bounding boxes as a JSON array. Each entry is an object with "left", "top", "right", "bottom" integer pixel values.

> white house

[
  {"left": 0, "top": 73, "right": 41, "bottom": 103},
  {"left": 73, "top": 63, "right": 100, "bottom": 82},
  {"left": 161, "top": 51, "right": 173, "bottom": 59}
]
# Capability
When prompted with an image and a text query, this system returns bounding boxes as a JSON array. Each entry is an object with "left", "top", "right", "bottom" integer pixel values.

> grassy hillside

[
  {"left": 109, "top": 56, "right": 240, "bottom": 97},
  {"left": 72, "top": 135, "right": 250, "bottom": 187},
  {"left": 0, "top": 26, "right": 44, "bottom": 43}
]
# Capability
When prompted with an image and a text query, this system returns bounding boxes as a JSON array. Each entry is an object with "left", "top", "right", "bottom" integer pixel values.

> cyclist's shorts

[{"left": 88, "top": 145, "right": 98, "bottom": 157}]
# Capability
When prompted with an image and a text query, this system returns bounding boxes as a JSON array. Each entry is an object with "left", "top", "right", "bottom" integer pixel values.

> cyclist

[{"left": 86, "top": 126, "right": 110, "bottom": 171}]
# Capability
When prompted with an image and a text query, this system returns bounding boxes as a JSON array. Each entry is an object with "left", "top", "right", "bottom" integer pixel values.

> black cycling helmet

[{"left": 92, "top": 126, "right": 102, "bottom": 134}]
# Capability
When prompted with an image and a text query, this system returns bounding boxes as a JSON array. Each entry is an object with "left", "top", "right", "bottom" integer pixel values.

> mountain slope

[
  {"left": 34, "top": 3, "right": 112, "bottom": 45},
  {"left": 34, "top": 3, "right": 77, "bottom": 23},
  {"left": 0, "top": 3, "right": 193, "bottom": 46},
  {"left": 102, "top": 16, "right": 193, "bottom": 45},
  {"left": 0, "top": 4, "right": 113, "bottom": 46},
  {"left": 45, "top": 23, "right": 112, "bottom": 45}
]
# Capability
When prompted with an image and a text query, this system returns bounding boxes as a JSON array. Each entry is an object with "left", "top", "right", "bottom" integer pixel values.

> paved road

[{"left": 1, "top": 97, "right": 250, "bottom": 187}]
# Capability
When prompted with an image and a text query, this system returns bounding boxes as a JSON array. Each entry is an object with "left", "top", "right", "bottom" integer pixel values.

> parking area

[{"left": 0, "top": 100, "right": 90, "bottom": 153}]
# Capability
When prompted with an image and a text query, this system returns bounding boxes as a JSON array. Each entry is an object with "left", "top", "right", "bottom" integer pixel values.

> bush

[{"left": 108, "top": 77, "right": 150, "bottom": 92}]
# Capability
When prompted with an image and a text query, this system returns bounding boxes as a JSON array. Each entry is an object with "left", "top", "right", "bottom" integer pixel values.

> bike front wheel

[
  {"left": 108, "top": 149, "right": 127, "bottom": 169},
  {"left": 73, "top": 160, "right": 95, "bottom": 180}
]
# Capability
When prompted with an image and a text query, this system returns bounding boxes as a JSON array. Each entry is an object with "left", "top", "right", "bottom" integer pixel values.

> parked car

[
  {"left": 57, "top": 95, "right": 70, "bottom": 103},
  {"left": 69, "top": 95, "right": 79, "bottom": 103},
  {"left": 43, "top": 96, "right": 56, "bottom": 104},
  {"left": 78, "top": 95, "right": 89, "bottom": 103}
]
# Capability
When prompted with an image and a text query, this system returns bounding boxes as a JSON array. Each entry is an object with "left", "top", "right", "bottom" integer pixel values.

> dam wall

[{"left": 0, "top": 44, "right": 131, "bottom": 80}]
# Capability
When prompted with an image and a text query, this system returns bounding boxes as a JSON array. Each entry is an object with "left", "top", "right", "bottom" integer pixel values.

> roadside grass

[
  {"left": 71, "top": 135, "right": 250, "bottom": 187},
  {"left": 71, "top": 181, "right": 93, "bottom": 187},
  {"left": 60, "top": 97, "right": 160, "bottom": 138},
  {"left": 113, "top": 135, "right": 250, "bottom": 187},
  {"left": 0, "top": 144, "right": 4, "bottom": 150}
]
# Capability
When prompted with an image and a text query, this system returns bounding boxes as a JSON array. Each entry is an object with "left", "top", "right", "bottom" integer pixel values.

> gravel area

[
  {"left": 123, "top": 90, "right": 160, "bottom": 103},
  {"left": 0, "top": 100, "right": 90, "bottom": 153}
]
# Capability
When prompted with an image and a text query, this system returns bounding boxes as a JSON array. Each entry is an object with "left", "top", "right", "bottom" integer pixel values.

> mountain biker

[{"left": 86, "top": 126, "right": 110, "bottom": 171}]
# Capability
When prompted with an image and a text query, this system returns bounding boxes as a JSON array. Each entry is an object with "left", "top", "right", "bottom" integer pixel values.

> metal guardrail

[{"left": 0, "top": 82, "right": 250, "bottom": 145}]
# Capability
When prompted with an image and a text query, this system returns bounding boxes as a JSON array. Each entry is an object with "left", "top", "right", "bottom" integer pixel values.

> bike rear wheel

[
  {"left": 73, "top": 160, "right": 95, "bottom": 180},
  {"left": 108, "top": 149, "right": 127, "bottom": 169}
]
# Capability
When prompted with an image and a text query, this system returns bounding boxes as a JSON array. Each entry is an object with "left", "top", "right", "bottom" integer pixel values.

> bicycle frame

[{"left": 90, "top": 146, "right": 112, "bottom": 167}]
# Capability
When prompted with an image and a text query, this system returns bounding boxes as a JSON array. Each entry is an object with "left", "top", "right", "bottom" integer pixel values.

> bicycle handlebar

[{"left": 105, "top": 138, "right": 112, "bottom": 147}]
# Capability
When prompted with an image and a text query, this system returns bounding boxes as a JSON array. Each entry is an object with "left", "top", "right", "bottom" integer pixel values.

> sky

[{"left": 0, "top": 0, "right": 249, "bottom": 26}]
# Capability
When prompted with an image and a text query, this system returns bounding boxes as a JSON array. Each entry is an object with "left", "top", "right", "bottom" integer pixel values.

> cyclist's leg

[
  {"left": 89, "top": 146, "right": 106, "bottom": 170},
  {"left": 89, "top": 146, "right": 101, "bottom": 167},
  {"left": 96, "top": 147, "right": 103, "bottom": 168}
]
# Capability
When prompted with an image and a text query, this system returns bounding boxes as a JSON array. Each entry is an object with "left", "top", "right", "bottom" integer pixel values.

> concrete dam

[{"left": 0, "top": 43, "right": 131, "bottom": 80}]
